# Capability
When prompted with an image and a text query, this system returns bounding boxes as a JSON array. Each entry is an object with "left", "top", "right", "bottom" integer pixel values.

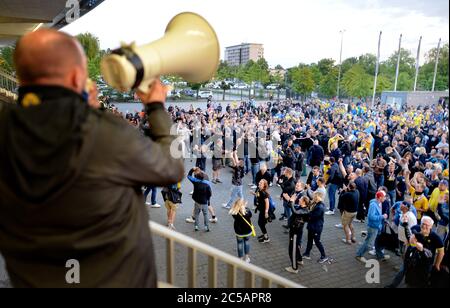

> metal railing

[
  {"left": 0, "top": 69, "right": 18, "bottom": 102},
  {"left": 150, "top": 221, "right": 304, "bottom": 288}
]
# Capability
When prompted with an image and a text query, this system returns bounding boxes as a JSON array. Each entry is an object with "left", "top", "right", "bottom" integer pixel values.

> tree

[
  {"left": 341, "top": 57, "right": 358, "bottom": 76},
  {"left": 275, "top": 64, "right": 284, "bottom": 70},
  {"left": 317, "top": 58, "right": 335, "bottom": 76},
  {"left": 358, "top": 53, "right": 377, "bottom": 75},
  {"left": 76, "top": 33, "right": 102, "bottom": 80},
  {"left": 220, "top": 81, "right": 231, "bottom": 100},
  {"left": 319, "top": 66, "right": 338, "bottom": 98},
  {"left": 375, "top": 74, "right": 392, "bottom": 94},
  {"left": 0, "top": 46, "right": 15, "bottom": 74},
  {"left": 342, "top": 64, "right": 372, "bottom": 98},
  {"left": 396, "top": 72, "right": 413, "bottom": 91},
  {"left": 309, "top": 63, "right": 322, "bottom": 92},
  {"left": 188, "top": 82, "right": 203, "bottom": 99},
  {"left": 291, "top": 66, "right": 314, "bottom": 99},
  {"left": 418, "top": 43, "right": 449, "bottom": 91}
]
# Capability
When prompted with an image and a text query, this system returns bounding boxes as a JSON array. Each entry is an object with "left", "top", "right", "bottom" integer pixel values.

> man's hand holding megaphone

[{"left": 136, "top": 78, "right": 168, "bottom": 105}]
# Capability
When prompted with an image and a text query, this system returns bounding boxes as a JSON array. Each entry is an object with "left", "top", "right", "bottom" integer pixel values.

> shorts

[
  {"left": 165, "top": 200, "right": 179, "bottom": 211},
  {"left": 212, "top": 158, "right": 223, "bottom": 171},
  {"left": 341, "top": 211, "right": 357, "bottom": 226}
]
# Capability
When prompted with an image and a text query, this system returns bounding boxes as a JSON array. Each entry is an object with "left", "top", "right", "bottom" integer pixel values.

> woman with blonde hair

[
  {"left": 229, "top": 199, "right": 253, "bottom": 262},
  {"left": 302, "top": 191, "right": 328, "bottom": 264},
  {"left": 252, "top": 179, "right": 271, "bottom": 243}
]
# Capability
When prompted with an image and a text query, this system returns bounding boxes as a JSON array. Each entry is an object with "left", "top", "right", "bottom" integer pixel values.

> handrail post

[
  {"left": 208, "top": 256, "right": 217, "bottom": 288},
  {"left": 227, "top": 264, "right": 236, "bottom": 288},
  {"left": 188, "top": 247, "right": 197, "bottom": 288},
  {"left": 166, "top": 238, "right": 175, "bottom": 285}
]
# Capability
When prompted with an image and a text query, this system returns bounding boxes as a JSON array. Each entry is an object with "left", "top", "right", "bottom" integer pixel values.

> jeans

[
  {"left": 304, "top": 229, "right": 326, "bottom": 259},
  {"left": 244, "top": 155, "right": 250, "bottom": 174},
  {"left": 226, "top": 185, "right": 244, "bottom": 208},
  {"left": 194, "top": 202, "right": 209, "bottom": 228},
  {"left": 356, "top": 227, "right": 384, "bottom": 259},
  {"left": 236, "top": 236, "right": 250, "bottom": 258},
  {"left": 374, "top": 174, "right": 384, "bottom": 188},
  {"left": 328, "top": 184, "right": 339, "bottom": 212},
  {"left": 251, "top": 163, "right": 260, "bottom": 185},
  {"left": 283, "top": 200, "right": 292, "bottom": 220},
  {"left": 388, "top": 190, "right": 396, "bottom": 206},
  {"left": 144, "top": 186, "right": 157, "bottom": 205},
  {"left": 389, "top": 264, "right": 405, "bottom": 288}
]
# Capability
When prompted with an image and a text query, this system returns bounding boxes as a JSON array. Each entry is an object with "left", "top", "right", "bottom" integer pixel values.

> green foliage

[
  {"left": 0, "top": 46, "right": 15, "bottom": 74},
  {"left": 291, "top": 66, "right": 315, "bottom": 98},
  {"left": 76, "top": 33, "right": 102, "bottom": 80},
  {"left": 319, "top": 66, "right": 338, "bottom": 98},
  {"left": 342, "top": 64, "right": 373, "bottom": 98}
]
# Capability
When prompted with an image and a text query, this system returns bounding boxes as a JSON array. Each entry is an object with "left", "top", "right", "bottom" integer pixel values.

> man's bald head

[{"left": 14, "top": 29, "right": 87, "bottom": 93}]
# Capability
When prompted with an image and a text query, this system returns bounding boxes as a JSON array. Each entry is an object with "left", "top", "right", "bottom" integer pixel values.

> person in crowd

[
  {"left": 252, "top": 179, "right": 271, "bottom": 243},
  {"left": 302, "top": 191, "right": 328, "bottom": 264},
  {"left": 229, "top": 199, "right": 253, "bottom": 263},
  {"left": 340, "top": 182, "right": 360, "bottom": 244},
  {"left": 356, "top": 191, "right": 390, "bottom": 263},
  {"left": 161, "top": 183, "right": 182, "bottom": 230},
  {"left": 325, "top": 157, "right": 344, "bottom": 215},
  {"left": 187, "top": 167, "right": 212, "bottom": 232},
  {"left": 285, "top": 195, "right": 310, "bottom": 273},
  {"left": 278, "top": 168, "right": 296, "bottom": 222},
  {"left": 223, "top": 151, "right": 245, "bottom": 210}
]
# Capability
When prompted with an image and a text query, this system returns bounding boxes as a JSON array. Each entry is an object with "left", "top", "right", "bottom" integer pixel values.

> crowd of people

[{"left": 113, "top": 96, "right": 449, "bottom": 288}]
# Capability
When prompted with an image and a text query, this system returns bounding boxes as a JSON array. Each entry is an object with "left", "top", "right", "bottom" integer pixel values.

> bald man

[{"left": 0, "top": 29, "right": 184, "bottom": 288}]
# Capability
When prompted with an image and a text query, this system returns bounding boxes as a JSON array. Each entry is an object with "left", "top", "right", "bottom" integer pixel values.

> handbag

[{"left": 239, "top": 213, "right": 256, "bottom": 237}]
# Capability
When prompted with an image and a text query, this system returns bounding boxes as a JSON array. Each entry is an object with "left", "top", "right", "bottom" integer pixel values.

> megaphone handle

[{"left": 137, "top": 78, "right": 156, "bottom": 94}]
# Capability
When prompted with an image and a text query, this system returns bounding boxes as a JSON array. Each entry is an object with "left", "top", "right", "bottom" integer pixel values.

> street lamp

[{"left": 337, "top": 29, "right": 346, "bottom": 100}]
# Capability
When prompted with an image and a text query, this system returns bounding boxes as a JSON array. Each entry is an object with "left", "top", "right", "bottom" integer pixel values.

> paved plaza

[{"left": 0, "top": 160, "right": 404, "bottom": 288}]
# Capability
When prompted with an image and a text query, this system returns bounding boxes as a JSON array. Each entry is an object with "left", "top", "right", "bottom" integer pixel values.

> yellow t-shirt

[
  {"left": 323, "top": 165, "right": 330, "bottom": 183},
  {"left": 443, "top": 169, "right": 449, "bottom": 178},
  {"left": 410, "top": 186, "right": 429, "bottom": 220},
  {"left": 429, "top": 188, "right": 449, "bottom": 213}
]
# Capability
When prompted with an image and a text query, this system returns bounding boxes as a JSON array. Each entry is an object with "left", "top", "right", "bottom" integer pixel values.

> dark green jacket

[{"left": 0, "top": 86, "right": 184, "bottom": 288}]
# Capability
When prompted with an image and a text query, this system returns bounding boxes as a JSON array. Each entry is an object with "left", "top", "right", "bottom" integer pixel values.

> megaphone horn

[{"left": 101, "top": 12, "right": 220, "bottom": 93}]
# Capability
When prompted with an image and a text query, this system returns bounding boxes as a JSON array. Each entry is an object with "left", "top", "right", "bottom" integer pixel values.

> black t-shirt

[
  {"left": 411, "top": 225, "right": 444, "bottom": 261},
  {"left": 256, "top": 190, "right": 269, "bottom": 212},
  {"left": 384, "top": 169, "right": 398, "bottom": 191}
]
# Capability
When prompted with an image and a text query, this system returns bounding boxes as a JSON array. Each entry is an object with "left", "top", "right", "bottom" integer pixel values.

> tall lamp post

[{"left": 337, "top": 29, "right": 346, "bottom": 100}]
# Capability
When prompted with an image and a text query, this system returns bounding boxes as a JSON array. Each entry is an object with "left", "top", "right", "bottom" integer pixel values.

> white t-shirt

[{"left": 398, "top": 211, "right": 417, "bottom": 244}]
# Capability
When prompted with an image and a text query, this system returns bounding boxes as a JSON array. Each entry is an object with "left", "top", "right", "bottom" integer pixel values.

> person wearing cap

[
  {"left": 356, "top": 191, "right": 390, "bottom": 263},
  {"left": 397, "top": 201, "right": 418, "bottom": 254}
]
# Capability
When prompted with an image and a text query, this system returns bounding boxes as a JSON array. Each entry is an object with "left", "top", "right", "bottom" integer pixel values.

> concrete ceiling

[{"left": 0, "top": 0, "right": 104, "bottom": 46}]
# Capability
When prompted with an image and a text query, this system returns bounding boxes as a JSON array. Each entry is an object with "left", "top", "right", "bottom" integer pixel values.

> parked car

[
  {"left": 182, "top": 89, "right": 195, "bottom": 97},
  {"left": 266, "top": 84, "right": 280, "bottom": 90},
  {"left": 198, "top": 91, "right": 213, "bottom": 99}
]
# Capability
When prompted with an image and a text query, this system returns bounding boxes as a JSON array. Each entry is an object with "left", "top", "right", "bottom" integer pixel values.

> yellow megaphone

[{"left": 101, "top": 12, "right": 220, "bottom": 93}]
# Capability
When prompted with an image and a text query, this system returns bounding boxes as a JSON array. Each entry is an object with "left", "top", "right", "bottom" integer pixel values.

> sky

[{"left": 63, "top": 0, "right": 449, "bottom": 68}]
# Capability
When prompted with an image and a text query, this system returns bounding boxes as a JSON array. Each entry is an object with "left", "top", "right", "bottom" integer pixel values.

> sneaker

[
  {"left": 189, "top": 191, "right": 194, "bottom": 195},
  {"left": 342, "top": 239, "right": 352, "bottom": 245},
  {"left": 279, "top": 216, "right": 286, "bottom": 221},
  {"left": 258, "top": 237, "right": 270, "bottom": 243},
  {"left": 318, "top": 257, "right": 329, "bottom": 264},
  {"left": 212, "top": 179, "right": 217, "bottom": 184},
  {"left": 297, "top": 261, "right": 304, "bottom": 266},
  {"left": 216, "top": 179, "right": 222, "bottom": 183},
  {"left": 222, "top": 204, "right": 231, "bottom": 209},
  {"left": 251, "top": 185, "right": 257, "bottom": 189},
  {"left": 335, "top": 224, "right": 343, "bottom": 228},
  {"left": 379, "top": 255, "right": 390, "bottom": 262},
  {"left": 285, "top": 267, "right": 298, "bottom": 274},
  {"left": 325, "top": 210, "right": 335, "bottom": 215},
  {"left": 269, "top": 183, "right": 273, "bottom": 187},
  {"left": 209, "top": 217, "right": 218, "bottom": 223},
  {"left": 245, "top": 256, "right": 251, "bottom": 263},
  {"left": 355, "top": 256, "right": 368, "bottom": 263},
  {"left": 369, "top": 249, "right": 376, "bottom": 256},
  {"left": 276, "top": 184, "right": 281, "bottom": 187},
  {"left": 302, "top": 255, "right": 311, "bottom": 260},
  {"left": 145, "top": 202, "right": 151, "bottom": 206},
  {"left": 258, "top": 234, "right": 265, "bottom": 239},
  {"left": 248, "top": 183, "right": 254, "bottom": 187},
  {"left": 168, "top": 224, "right": 176, "bottom": 231},
  {"left": 205, "top": 226, "right": 210, "bottom": 232},
  {"left": 185, "top": 217, "right": 195, "bottom": 223},
  {"left": 351, "top": 238, "right": 357, "bottom": 244},
  {"left": 194, "top": 226, "right": 199, "bottom": 231},
  {"left": 361, "top": 231, "right": 368, "bottom": 238},
  {"left": 151, "top": 203, "right": 161, "bottom": 208}
]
